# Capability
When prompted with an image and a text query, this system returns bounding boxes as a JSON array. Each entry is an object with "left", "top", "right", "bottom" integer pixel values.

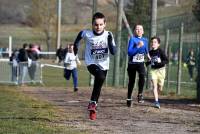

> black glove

[{"left": 108, "top": 32, "right": 112, "bottom": 43}]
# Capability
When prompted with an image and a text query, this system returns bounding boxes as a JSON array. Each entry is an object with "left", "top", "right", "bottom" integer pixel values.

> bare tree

[{"left": 29, "top": 0, "right": 57, "bottom": 52}]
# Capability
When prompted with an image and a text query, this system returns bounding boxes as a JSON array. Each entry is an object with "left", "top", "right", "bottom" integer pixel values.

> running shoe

[
  {"left": 126, "top": 99, "right": 132, "bottom": 107},
  {"left": 89, "top": 110, "right": 96, "bottom": 120},
  {"left": 74, "top": 87, "right": 78, "bottom": 92},
  {"left": 137, "top": 94, "right": 144, "bottom": 103},
  {"left": 88, "top": 101, "right": 97, "bottom": 120},
  {"left": 154, "top": 101, "right": 160, "bottom": 109},
  {"left": 88, "top": 101, "right": 97, "bottom": 111}
]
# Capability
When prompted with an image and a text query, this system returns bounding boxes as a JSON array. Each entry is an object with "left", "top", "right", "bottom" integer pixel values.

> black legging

[
  {"left": 87, "top": 64, "right": 107, "bottom": 102},
  {"left": 187, "top": 65, "right": 194, "bottom": 79},
  {"left": 127, "top": 63, "right": 146, "bottom": 99}
]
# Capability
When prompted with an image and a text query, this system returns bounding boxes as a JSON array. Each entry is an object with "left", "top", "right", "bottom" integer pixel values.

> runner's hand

[{"left": 137, "top": 41, "right": 144, "bottom": 48}]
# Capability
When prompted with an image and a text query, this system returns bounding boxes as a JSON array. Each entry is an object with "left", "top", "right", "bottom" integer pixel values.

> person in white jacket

[{"left": 64, "top": 43, "right": 81, "bottom": 92}]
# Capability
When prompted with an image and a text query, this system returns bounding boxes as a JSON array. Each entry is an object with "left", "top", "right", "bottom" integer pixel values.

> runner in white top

[
  {"left": 79, "top": 30, "right": 115, "bottom": 70},
  {"left": 64, "top": 44, "right": 81, "bottom": 92},
  {"left": 73, "top": 12, "right": 116, "bottom": 120}
]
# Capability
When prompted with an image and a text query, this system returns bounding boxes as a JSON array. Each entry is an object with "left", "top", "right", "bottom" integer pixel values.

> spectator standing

[
  {"left": 9, "top": 49, "right": 19, "bottom": 84},
  {"left": 27, "top": 44, "right": 40, "bottom": 83},
  {"left": 186, "top": 49, "right": 196, "bottom": 81},
  {"left": 18, "top": 43, "right": 29, "bottom": 85},
  {"left": 63, "top": 44, "right": 81, "bottom": 92},
  {"left": 56, "top": 45, "right": 64, "bottom": 65}
]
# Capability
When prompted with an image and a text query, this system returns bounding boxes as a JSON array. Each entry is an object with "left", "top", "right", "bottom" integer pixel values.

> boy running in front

[
  {"left": 73, "top": 12, "right": 116, "bottom": 120},
  {"left": 148, "top": 36, "right": 168, "bottom": 108}
]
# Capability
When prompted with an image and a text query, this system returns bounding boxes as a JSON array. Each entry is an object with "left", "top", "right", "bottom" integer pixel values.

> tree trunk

[{"left": 197, "top": 46, "right": 200, "bottom": 102}]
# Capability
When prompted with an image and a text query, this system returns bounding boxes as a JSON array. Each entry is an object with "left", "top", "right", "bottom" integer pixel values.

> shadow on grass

[{"left": 145, "top": 98, "right": 200, "bottom": 111}]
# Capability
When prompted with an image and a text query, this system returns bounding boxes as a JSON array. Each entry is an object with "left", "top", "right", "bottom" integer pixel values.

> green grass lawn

[
  {"left": 42, "top": 62, "right": 90, "bottom": 87},
  {"left": 161, "top": 63, "right": 197, "bottom": 98},
  {"left": 40, "top": 60, "right": 197, "bottom": 98},
  {"left": 0, "top": 86, "right": 88, "bottom": 134}
]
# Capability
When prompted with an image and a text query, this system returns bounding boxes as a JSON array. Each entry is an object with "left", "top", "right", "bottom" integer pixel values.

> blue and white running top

[
  {"left": 128, "top": 35, "right": 149, "bottom": 64},
  {"left": 74, "top": 30, "right": 116, "bottom": 70}
]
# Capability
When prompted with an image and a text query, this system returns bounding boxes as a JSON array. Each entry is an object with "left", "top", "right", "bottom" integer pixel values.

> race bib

[
  {"left": 132, "top": 54, "right": 144, "bottom": 62},
  {"left": 91, "top": 48, "right": 108, "bottom": 61}
]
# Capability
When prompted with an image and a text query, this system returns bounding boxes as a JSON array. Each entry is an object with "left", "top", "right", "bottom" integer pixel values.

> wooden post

[
  {"left": 9, "top": 36, "right": 12, "bottom": 58},
  {"left": 164, "top": 29, "right": 170, "bottom": 90},
  {"left": 196, "top": 34, "right": 200, "bottom": 103},
  {"left": 177, "top": 22, "right": 184, "bottom": 95},
  {"left": 147, "top": 0, "right": 157, "bottom": 89},
  {"left": 164, "top": 29, "right": 169, "bottom": 55},
  {"left": 197, "top": 43, "right": 200, "bottom": 102},
  {"left": 150, "top": 0, "right": 157, "bottom": 37},
  {"left": 56, "top": 0, "right": 61, "bottom": 49},
  {"left": 123, "top": 37, "right": 130, "bottom": 87},
  {"left": 114, "top": 0, "right": 133, "bottom": 37},
  {"left": 167, "top": 45, "right": 171, "bottom": 90},
  {"left": 113, "top": 0, "right": 123, "bottom": 87},
  {"left": 92, "top": 0, "right": 97, "bottom": 15}
]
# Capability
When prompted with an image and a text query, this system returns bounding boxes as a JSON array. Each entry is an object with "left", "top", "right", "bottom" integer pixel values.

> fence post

[
  {"left": 197, "top": 45, "right": 200, "bottom": 102},
  {"left": 56, "top": 0, "right": 61, "bottom": 50},
  {"left": 164, "top": 29, "right": 170, "bottom": 90},
  {"left": 123, "top": 37, "right": 129, "bottom": 88},
  {"left": 177, "top": 22, "right": 184, "bottom": 95},
  {"left": 167, "top": 45, "right": 171, "bottom": 90},
  {"left": 113, "top": 0, "right": 123, "bottom": 87},
  {"left": 9, "top": 36, "right": 12, "bottom": 58},
  {"left": 164, "top": 29, "right": 169, "bottom": 55},
  {"left": 146, "top": 0, "right": 157, "bottom": 89}
]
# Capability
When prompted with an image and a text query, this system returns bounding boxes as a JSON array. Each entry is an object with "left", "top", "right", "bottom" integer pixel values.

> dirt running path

[{"left": 21, "top": 87, "right": 200, "bottom": 134}]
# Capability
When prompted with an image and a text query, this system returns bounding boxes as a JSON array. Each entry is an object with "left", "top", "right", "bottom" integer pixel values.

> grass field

[
  {"left": 41, "top": 60, "right": 197, "bottom": 98},
  {"left": 42, "top": 61, "right": 90, "bottom": 87},
  {"left": 0, "top": 86, "right": 88, "bottom": 134},
  {"left": 0, "top": 58, "right": 197, "bottom": 98}
]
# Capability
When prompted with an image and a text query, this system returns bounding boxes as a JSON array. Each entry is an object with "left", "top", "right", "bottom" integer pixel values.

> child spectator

[
  {"left": 63, "top": 43, "right": 81, "bottom": 92},
  {"left": 73, "top": 12, "right": 116, "bottom": 120},
  {"left": 186, "top": 49, "right": 196, "bottom": 81}
]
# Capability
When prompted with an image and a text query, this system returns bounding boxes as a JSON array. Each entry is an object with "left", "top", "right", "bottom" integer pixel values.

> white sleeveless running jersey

[{"left": 81, "top": 30, "right": 115, "bottom": 70}]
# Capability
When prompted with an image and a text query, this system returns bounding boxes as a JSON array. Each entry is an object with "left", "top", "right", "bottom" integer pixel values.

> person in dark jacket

[
  {"left": 56, "top": 45, "right": 64, "bottom": 65},
  {"left": 186, "top": 49, "right": 196, "bottom": 81},
  {"left": 18, "top": 43, "right": 29, "bottom": 85},
  {"left": 27, "top": 44, "right": 40, "bottom": 83},
  {"left": 9, "top": 49, "right": 19, "bottom": 84}
]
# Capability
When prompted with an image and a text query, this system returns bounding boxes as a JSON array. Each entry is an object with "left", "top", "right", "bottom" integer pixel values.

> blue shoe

[{"left": 154, "top": 101, "right": 160, "bottom": 109}]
